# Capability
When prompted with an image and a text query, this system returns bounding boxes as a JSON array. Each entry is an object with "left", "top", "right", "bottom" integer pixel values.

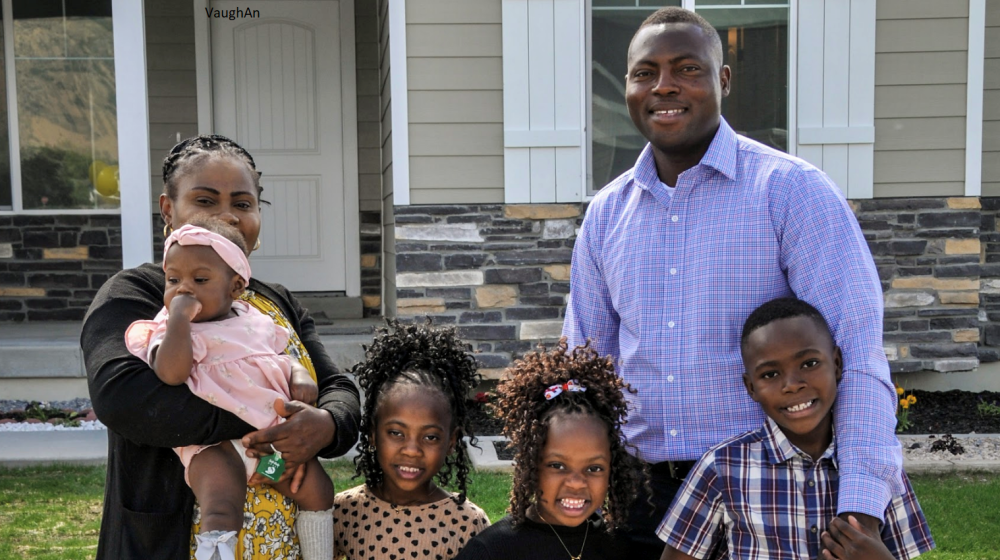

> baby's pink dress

[{"left": 125, "top": 300, "right": 294, "bottom": 481}]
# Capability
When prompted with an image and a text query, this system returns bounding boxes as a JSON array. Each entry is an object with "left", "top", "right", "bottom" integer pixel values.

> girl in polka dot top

[{"left": 335, "top": 321, "right": 490, "bottom": 560}]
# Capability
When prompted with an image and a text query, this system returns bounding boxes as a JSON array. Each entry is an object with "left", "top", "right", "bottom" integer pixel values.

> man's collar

[
  {"left": 630, "top": 117, "right": 739, "bottom": 192},
  {"left": 762, "top": 416, "right": 837, "bottom": 467},
  {"left": 700, "top": 117, "right": 739, "bottom": 180}
]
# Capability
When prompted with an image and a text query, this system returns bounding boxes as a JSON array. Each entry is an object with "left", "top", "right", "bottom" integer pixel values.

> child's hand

[
  {"left": 821, "top": 515, "right": 894, "bottom": 560},
  {"left": 168, "top": 294, "right": 202, "bottom": 322},
  {"left": 288, "top": 363, "right": 318, "bottom": 405}
]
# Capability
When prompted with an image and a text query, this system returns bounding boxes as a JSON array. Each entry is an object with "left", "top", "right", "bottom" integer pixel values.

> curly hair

[
  {"left": 350, "top": 319, "right": 481, "bottom": 504},
  {"left": 161, "top": 134, "right": 262, "bottom": 200},
  {"left": 493, "top": 338, "right": 644, "bottom": 531}
]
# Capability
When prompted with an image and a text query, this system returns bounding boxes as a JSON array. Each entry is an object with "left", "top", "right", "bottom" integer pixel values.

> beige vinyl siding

[
  {"left": 405, "top": 0, "right": 503, "bottom": 205},
  {"left": 984, "top": 1, "right": 1000, "bottom": 196},
  {"left": 357, "top": 1, "right": 381, "bottom": 212},
  {"left": 144, "top": 0, "right": 199, "bottom": 202},
  {"left": 379, "top": 0, "right": 395, "bottom": 316},
  {"left": 873, "top": 0, "right": 969, "bottom": 198}
]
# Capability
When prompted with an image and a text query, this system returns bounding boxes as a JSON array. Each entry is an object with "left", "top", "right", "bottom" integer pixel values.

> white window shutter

[
  {"left": 796, "top": 0, "right": 876, "bottom": 199},
  {"left": 502, "top": 0, "right": 585, "bottom": 203}
]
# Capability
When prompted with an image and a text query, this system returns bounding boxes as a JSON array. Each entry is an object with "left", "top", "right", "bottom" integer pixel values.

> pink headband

[{"left": 164, "top": 224, "right": 251, "bottom": 283}]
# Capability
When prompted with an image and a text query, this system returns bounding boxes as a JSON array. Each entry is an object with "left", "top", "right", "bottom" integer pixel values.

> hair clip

[{"left": 544, "top": 379, "right": 586, "bottom": 401}]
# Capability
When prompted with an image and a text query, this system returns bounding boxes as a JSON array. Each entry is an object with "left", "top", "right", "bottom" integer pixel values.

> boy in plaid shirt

[{"left": 657, "top": 298, "right": 934, "bottom": 560}]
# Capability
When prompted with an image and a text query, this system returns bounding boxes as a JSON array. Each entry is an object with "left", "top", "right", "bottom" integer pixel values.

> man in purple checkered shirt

[{"left": 563, "top": 7, "right": 903, "bottom": 556}]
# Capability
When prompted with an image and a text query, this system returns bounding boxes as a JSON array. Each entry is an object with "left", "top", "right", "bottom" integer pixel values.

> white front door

[{"left": 211, "top": 0, "right": 355, "bottom": 292}]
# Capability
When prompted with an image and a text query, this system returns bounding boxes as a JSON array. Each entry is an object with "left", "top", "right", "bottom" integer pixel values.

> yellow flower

[
  {"left": 900, "top": 398, "right": 908, "bottom": 408},
  {"left": 896, "top": 385, "right": 905, "bottom": 396},
  {"left": 907, "top": 395, "right": 917, "bottom": 405}
]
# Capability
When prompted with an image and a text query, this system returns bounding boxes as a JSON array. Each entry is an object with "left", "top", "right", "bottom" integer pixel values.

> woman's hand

[{"left": 242, "top": 399, "right": 336, "bottom": 489}]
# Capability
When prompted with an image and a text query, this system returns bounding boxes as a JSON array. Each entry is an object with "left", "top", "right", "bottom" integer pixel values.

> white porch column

[{"left": 113, "top": 0, "right": 153, "bottom": 267}]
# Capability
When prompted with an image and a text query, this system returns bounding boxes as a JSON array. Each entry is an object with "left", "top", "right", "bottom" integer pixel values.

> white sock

[
  {"left": 296, "top": 508, "right": 334, "bottom": 560},
  {"left": 194, "top": 530, "right": 237, "bottom": 560}
]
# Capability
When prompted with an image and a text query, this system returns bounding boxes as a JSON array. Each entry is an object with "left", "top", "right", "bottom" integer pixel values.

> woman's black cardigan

[{"left": 82, "top": 262, "right": 361, "bottom": 560}]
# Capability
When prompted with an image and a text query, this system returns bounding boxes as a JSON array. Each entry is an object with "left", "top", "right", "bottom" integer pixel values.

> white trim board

[
  {"left": 194, "top": 0, "right": 214, "bottom": 133},
  {"left": 965, "top": 0, "right": 985, "bottom": 197},
  {"left": 388, "top": 0, "right": 410, "bottom": 205},
  {"left": 339, "top": 0, "right": 361, "bottom": 297},
  {"left": 1, "top": 0, "right": 20, "bottom": 213},
  {"left": 112, "top": 0, "right": 154, "bottom": 268}
]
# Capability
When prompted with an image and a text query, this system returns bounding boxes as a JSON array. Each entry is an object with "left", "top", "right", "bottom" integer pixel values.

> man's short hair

[
  {"left": 632, "top": 7, "right": 724, "bottom": 65},
  {"left": 740, "top": 297, "right": 832, "bottom": 349}
]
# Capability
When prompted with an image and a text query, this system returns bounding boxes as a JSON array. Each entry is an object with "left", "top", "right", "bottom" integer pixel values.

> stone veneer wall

[
  {"left": 392, "top": 203, "right": 583, "bottom": 378},
  {"left": 853, "top": 197, "right": 983, "bottom": 374},
  {"left": 390, "top": 197, "right": 999, "bottom": 379},
  {"left": 0, "top": 215, "right": 122, "bottom": 321},
  {"left": 360, "top": 210, "right": 382, "bottom": 317},
  {"left": 979, "top": 198, "right": 1000, "bottom": 362}
]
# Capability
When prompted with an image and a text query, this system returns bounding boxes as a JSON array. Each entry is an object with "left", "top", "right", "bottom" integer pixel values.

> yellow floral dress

[{"left": 189, "top": 290, "right": 319, "bottom": 560}]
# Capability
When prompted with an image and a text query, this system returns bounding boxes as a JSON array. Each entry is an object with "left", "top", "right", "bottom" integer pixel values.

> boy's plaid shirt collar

[{"left": 760, "top": 416, "right": 839, "bottom": 469}]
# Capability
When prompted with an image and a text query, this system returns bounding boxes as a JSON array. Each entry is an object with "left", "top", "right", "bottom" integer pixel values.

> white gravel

[
  {"left": 900, "top": 434, "right": 1000, "bottom": 463},
  {"left": 0, "top": 420, "right": 106, "bottom": 431}
]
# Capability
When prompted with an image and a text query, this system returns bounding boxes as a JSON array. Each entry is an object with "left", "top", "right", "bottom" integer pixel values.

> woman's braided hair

[
  {"left": 351, "top": 319, "right": 481, "bottom": 504},
  {"left": 161, "top": 134, "right": 262, "bottom": 200},
  {"left": 493, "top": 338, "right": 644, "bottom": 531}
]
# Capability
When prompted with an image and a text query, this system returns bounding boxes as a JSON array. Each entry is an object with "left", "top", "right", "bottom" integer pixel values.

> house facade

[{"left": 0, "top": 0, "right": 997, "bottom": 387}]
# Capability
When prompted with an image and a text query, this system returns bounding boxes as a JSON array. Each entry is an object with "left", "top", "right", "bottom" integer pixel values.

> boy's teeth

[{"left": 787, "top": 400, "right": 815, "bottom": 413}]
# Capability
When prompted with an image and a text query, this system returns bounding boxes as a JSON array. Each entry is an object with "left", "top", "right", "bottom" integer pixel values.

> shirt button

[
  {"left": 667, "top": 375, "right": 674, "bottom": 382},
  {"left": 670, "top": 429, "right": 678, "bottom": 437},
  {"left": 811, "top": 526, "right": 818, "bottom": 534},
  {"left": 669, "top": 268, "right": 677, "bottom": 275},
  {"left": 668, "top": 321, "right": 675, "bottom": 328},
  {"left": 808, "top": 480, "right": 815, "bottom": 487},
  {"left": 671, "top": 215, "right": 679, "bottom": 222}
]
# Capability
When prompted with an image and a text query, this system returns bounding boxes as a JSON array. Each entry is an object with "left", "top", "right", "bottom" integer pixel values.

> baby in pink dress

[{"left": 125, "top": 221, "right": 334, "bottom": 560}]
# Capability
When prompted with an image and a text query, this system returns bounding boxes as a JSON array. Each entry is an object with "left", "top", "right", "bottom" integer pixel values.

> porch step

[
  {"left": 295, "top": 294, "right": 364, "bottom": 322},
  {"left": 0, "top": 322, "right": 84, "bottom": 379}
]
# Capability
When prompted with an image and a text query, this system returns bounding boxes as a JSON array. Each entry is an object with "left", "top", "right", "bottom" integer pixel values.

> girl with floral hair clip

[{"left": 455, "top": 338, "right": 647, "bottom": 560}]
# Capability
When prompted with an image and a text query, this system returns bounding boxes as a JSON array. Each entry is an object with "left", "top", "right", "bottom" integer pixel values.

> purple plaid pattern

[
  {"left": 657, "top": 419, "right": 935, "bottom": 560},
  {"left": 563, "top": 118, "right": 903, "bottom": 518}
]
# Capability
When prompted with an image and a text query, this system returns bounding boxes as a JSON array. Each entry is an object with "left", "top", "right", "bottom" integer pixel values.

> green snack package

[{"left": 256, "top": 452, "right": 286, "bottom": 481}]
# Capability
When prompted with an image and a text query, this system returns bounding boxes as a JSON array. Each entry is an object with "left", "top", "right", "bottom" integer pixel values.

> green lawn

[
  {"left": 0, "top": 463, "right": 997, "bottom": 559},
  {"left": 909, "top": 472, "right": 1000, "bottom": 560}
]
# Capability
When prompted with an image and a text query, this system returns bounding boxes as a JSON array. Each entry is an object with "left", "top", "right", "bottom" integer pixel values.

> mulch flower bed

[
  {"left": 897, "top": 390, "right": 1000, "bottom": 435},
  {"left": 0, "top": 402, "right": 97, "bottom": 426},
  {"left": 468, "top": 404, "right": 504, "bottom": 438}
]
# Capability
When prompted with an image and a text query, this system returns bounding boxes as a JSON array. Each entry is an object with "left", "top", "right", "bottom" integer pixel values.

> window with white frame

[
  {"left": 589, "top": 0, "right": 790, "bottom": 191},
  {"left": 0, "top": 0, "right": 118, "bottom": 212}
]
